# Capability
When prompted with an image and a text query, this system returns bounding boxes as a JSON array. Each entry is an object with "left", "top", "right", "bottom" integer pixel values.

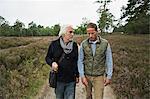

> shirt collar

[{"left": 88, "top": 36, "right": 101, "bottom": 44}]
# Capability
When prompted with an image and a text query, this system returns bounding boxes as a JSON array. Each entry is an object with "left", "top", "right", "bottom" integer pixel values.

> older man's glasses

[{"left": 69, "top": 31, "right": 73, "bottom": 33}]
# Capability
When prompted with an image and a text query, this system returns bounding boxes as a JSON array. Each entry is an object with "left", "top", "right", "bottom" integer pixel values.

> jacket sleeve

[
  {"left": 45, "top": 42, "right": 54, "bottom": 66},
  {"left": 74, "top": 43, "right": 79, "bottom": 78},
  {"left": 77, "top": 42, "right": 85, "bottom": 77},
  {"left": 105, "top": 43, "right": 113, "bottom": 79}
]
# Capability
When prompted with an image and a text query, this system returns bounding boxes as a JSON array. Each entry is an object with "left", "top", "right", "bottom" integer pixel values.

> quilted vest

[{"left": 82, "top": 37, "right": 108, "bottom": 76}]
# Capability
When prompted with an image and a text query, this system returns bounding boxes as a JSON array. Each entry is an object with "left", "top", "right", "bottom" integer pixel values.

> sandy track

[{"left": 35, "top": 79, "right": 116, "bottom": 99}]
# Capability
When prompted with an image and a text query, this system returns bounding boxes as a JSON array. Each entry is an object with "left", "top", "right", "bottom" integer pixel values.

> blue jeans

[{"left": 55, "top": 81, "right": 76, "bottom": 99}]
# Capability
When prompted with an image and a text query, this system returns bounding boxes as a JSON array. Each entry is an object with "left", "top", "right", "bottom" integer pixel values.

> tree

[
  {"left": 74, "top": 17, "right": 90, "bottom": 35},
  {"left": 13, "top": 19, "right": 25, "bottom": 36},
  {"left": 36, "top": 25, "right": 44, "bottom": 36},
  {"left": 28, "top": 21, "right": 38, "bottom": 36},
  {"left": 95, "top": 0, "right": 115, "bottom": 33},
  {"left": 0, "top": 22, "right": 11, "bottom": 36},
  {"left": 118, "top": 0, "right": 150, "bottom": 34},
  {"left": 0, "top": 16, "right": 5, "bottom": 26},
  {"left": 53, "top": 24, "right": 60, "bottom": 36},
  {"left": 0, "top": 16, "right": 13, "bottom": 36}
]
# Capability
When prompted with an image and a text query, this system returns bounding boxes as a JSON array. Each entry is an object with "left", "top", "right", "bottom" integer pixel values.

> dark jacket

[{"left": 45, "top": 38, "right": 79, "bottom": 83}]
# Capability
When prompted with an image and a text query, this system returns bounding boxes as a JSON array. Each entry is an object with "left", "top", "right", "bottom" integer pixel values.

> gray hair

[{"left": 58, "top": 24, "right": 72, "bottom": 37}]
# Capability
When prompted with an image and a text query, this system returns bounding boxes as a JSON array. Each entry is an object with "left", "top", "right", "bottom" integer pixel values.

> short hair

[
  {"left": 58, "top": 25, "right": 72, "bottom": 37},
  {"left": 87, "top": 23, "right": 98, "bottom": 32}
]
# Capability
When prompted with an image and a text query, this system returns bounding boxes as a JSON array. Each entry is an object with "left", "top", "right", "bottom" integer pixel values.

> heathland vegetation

[{"left": 0, "top": 34, "right": 149, "bottom": 99}]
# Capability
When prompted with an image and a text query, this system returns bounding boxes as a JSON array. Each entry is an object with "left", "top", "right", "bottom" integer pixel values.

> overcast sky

[{"left": 0, "top": 0, "right": 128, "bottom": 28}]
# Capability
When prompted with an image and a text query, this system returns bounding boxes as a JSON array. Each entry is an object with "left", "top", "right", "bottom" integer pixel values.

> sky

[{"left": 0, "top": 0, "right": 128, "bottom": 28}]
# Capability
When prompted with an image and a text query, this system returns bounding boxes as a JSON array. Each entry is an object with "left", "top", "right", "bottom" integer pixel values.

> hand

[
  {"left": 81, "top": 77, "right": 88, "bottom": 87},
  {"left": 76, "top": 77, "right": 79, "bottom": 83},
  {"left": 104, "top": 78, "right": 111, "bottom": 86},
  {"left": 52, "top": 62, "right": 58, "bottom": 71}
]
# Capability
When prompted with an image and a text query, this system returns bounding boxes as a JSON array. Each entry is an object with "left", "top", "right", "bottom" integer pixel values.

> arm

[
  {"left": 45, "top": 42, "right": 54, "bottom": 66},
  {"left": 78, "top": 43, "right": 85, "bottom": 77},
  {"left": 75, "top": 43, "right": 79, "bottom": 78},
  {"left": 78, "top": 43, "right": 88, "bottom": 86},
  {"left": 45, "top": 42, "right": 59, "bottom": 71},
  {"left": 106, "top": 43, "right": 113, "bottom": 79},
  {"left": 104, "top": 43, "right": 113, "bottom": 86}
]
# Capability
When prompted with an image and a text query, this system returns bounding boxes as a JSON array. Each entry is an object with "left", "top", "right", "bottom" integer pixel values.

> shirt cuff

[
  {"left": 79, "top": 73, "right": 85, "bottom": 77},
  {"left": 107, "top": 75, "right": 112, "bottom": 79}
]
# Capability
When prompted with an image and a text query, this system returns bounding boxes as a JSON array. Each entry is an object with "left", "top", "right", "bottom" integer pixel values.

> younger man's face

[{"left": 87, "top": 28, "right": 97, "bottom": 41}]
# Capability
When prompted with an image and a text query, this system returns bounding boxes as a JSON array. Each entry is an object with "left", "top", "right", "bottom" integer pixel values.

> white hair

[{"left": 58, "top": 24, "right": 72, "bottom": 37}]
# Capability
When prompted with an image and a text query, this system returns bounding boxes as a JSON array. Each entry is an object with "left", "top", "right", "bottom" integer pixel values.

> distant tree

[
  {"left": 0, "top": 16, "right": 5, "bottom": 36},
  {"left": 36, "top": 25, "right": 44, "bottom": 36},
  {"left": 0, "top": 16, "right": 5, "bottom": 26},
  {"left": 52, "top": 24, "right": 60, "bottom": 36},
  {"left": 95, "top": 0, "right": 115, "bottom": 33},
  {"left": 37, "top": 25, "right": 44, "bottom": 28},
  {"left": 115, "top": 0, "right": 150, "bottom": 34},
  {"left": 74, "top": 17, "right": 90, "bottom": 35},
  {"left": 28, "top": 21, "right": 38, "bottom": 36},
  {"left": 0, "top": 16, "right": 13, "bottom": 36},
  {"left": 13, "top": 19, "right": 25, "bottom": 36},
  {"left": 22, "top": 28, "right": 28, "bottom": 36},
  {"left": 75, "top": 24, "right": 87, "bottom": 35},
  {"left": 0, "top": 22, "right": 11, "bottom": 36},
  {"left": 45, "top": 26, "right": 52, "bottom": 36}
]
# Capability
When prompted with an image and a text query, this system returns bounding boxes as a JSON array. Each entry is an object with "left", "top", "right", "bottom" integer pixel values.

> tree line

[
  {"left": 0, "top": 17, "right": 60, "bottom": 36},
  {"left": 0, "top": 0, "right": 149, "bottom": 36},
  {"left": 0, "top": 16, "right": 89, "bottom": 36}
]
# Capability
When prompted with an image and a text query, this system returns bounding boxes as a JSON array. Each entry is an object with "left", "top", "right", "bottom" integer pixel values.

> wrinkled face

[
  {"left": 86, "top": 28, "right": 97, "bottom": 41},
  {"left": 64, "top": 26, "right": 74, "bottom": 41}
]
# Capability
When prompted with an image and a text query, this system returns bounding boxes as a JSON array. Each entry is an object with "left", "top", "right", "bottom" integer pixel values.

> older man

[{"left": 45, "top": 25, "right": 79, "bottom": 99}]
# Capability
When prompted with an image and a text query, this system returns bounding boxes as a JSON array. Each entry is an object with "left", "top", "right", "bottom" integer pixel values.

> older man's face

[
  {"left": 87, "top": 28, "right": 97, "bottom": 41},
  {"left": 64, "top": 26, "right": 74, "bottom": 41}
]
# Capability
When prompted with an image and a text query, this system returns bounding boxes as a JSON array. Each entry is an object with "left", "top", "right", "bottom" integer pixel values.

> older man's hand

[{"left": 52, "top": 62, "right": 58, "bottom": 71}]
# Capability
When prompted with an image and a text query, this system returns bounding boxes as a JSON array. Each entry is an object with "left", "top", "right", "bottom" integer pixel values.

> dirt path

[{"left": 35, "top": 79, "right": 116, "bottom": 99}]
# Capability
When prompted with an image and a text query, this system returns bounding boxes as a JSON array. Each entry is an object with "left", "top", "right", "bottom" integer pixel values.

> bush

[
  {"left": 103, "top": 34, "right": 150, "bottom": 99},
  {"left": 0, "top": 38, "right": 50, "bottom": 99},
  {"left": 0, "top": 37, "right": 37, "bottom": 49}
]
